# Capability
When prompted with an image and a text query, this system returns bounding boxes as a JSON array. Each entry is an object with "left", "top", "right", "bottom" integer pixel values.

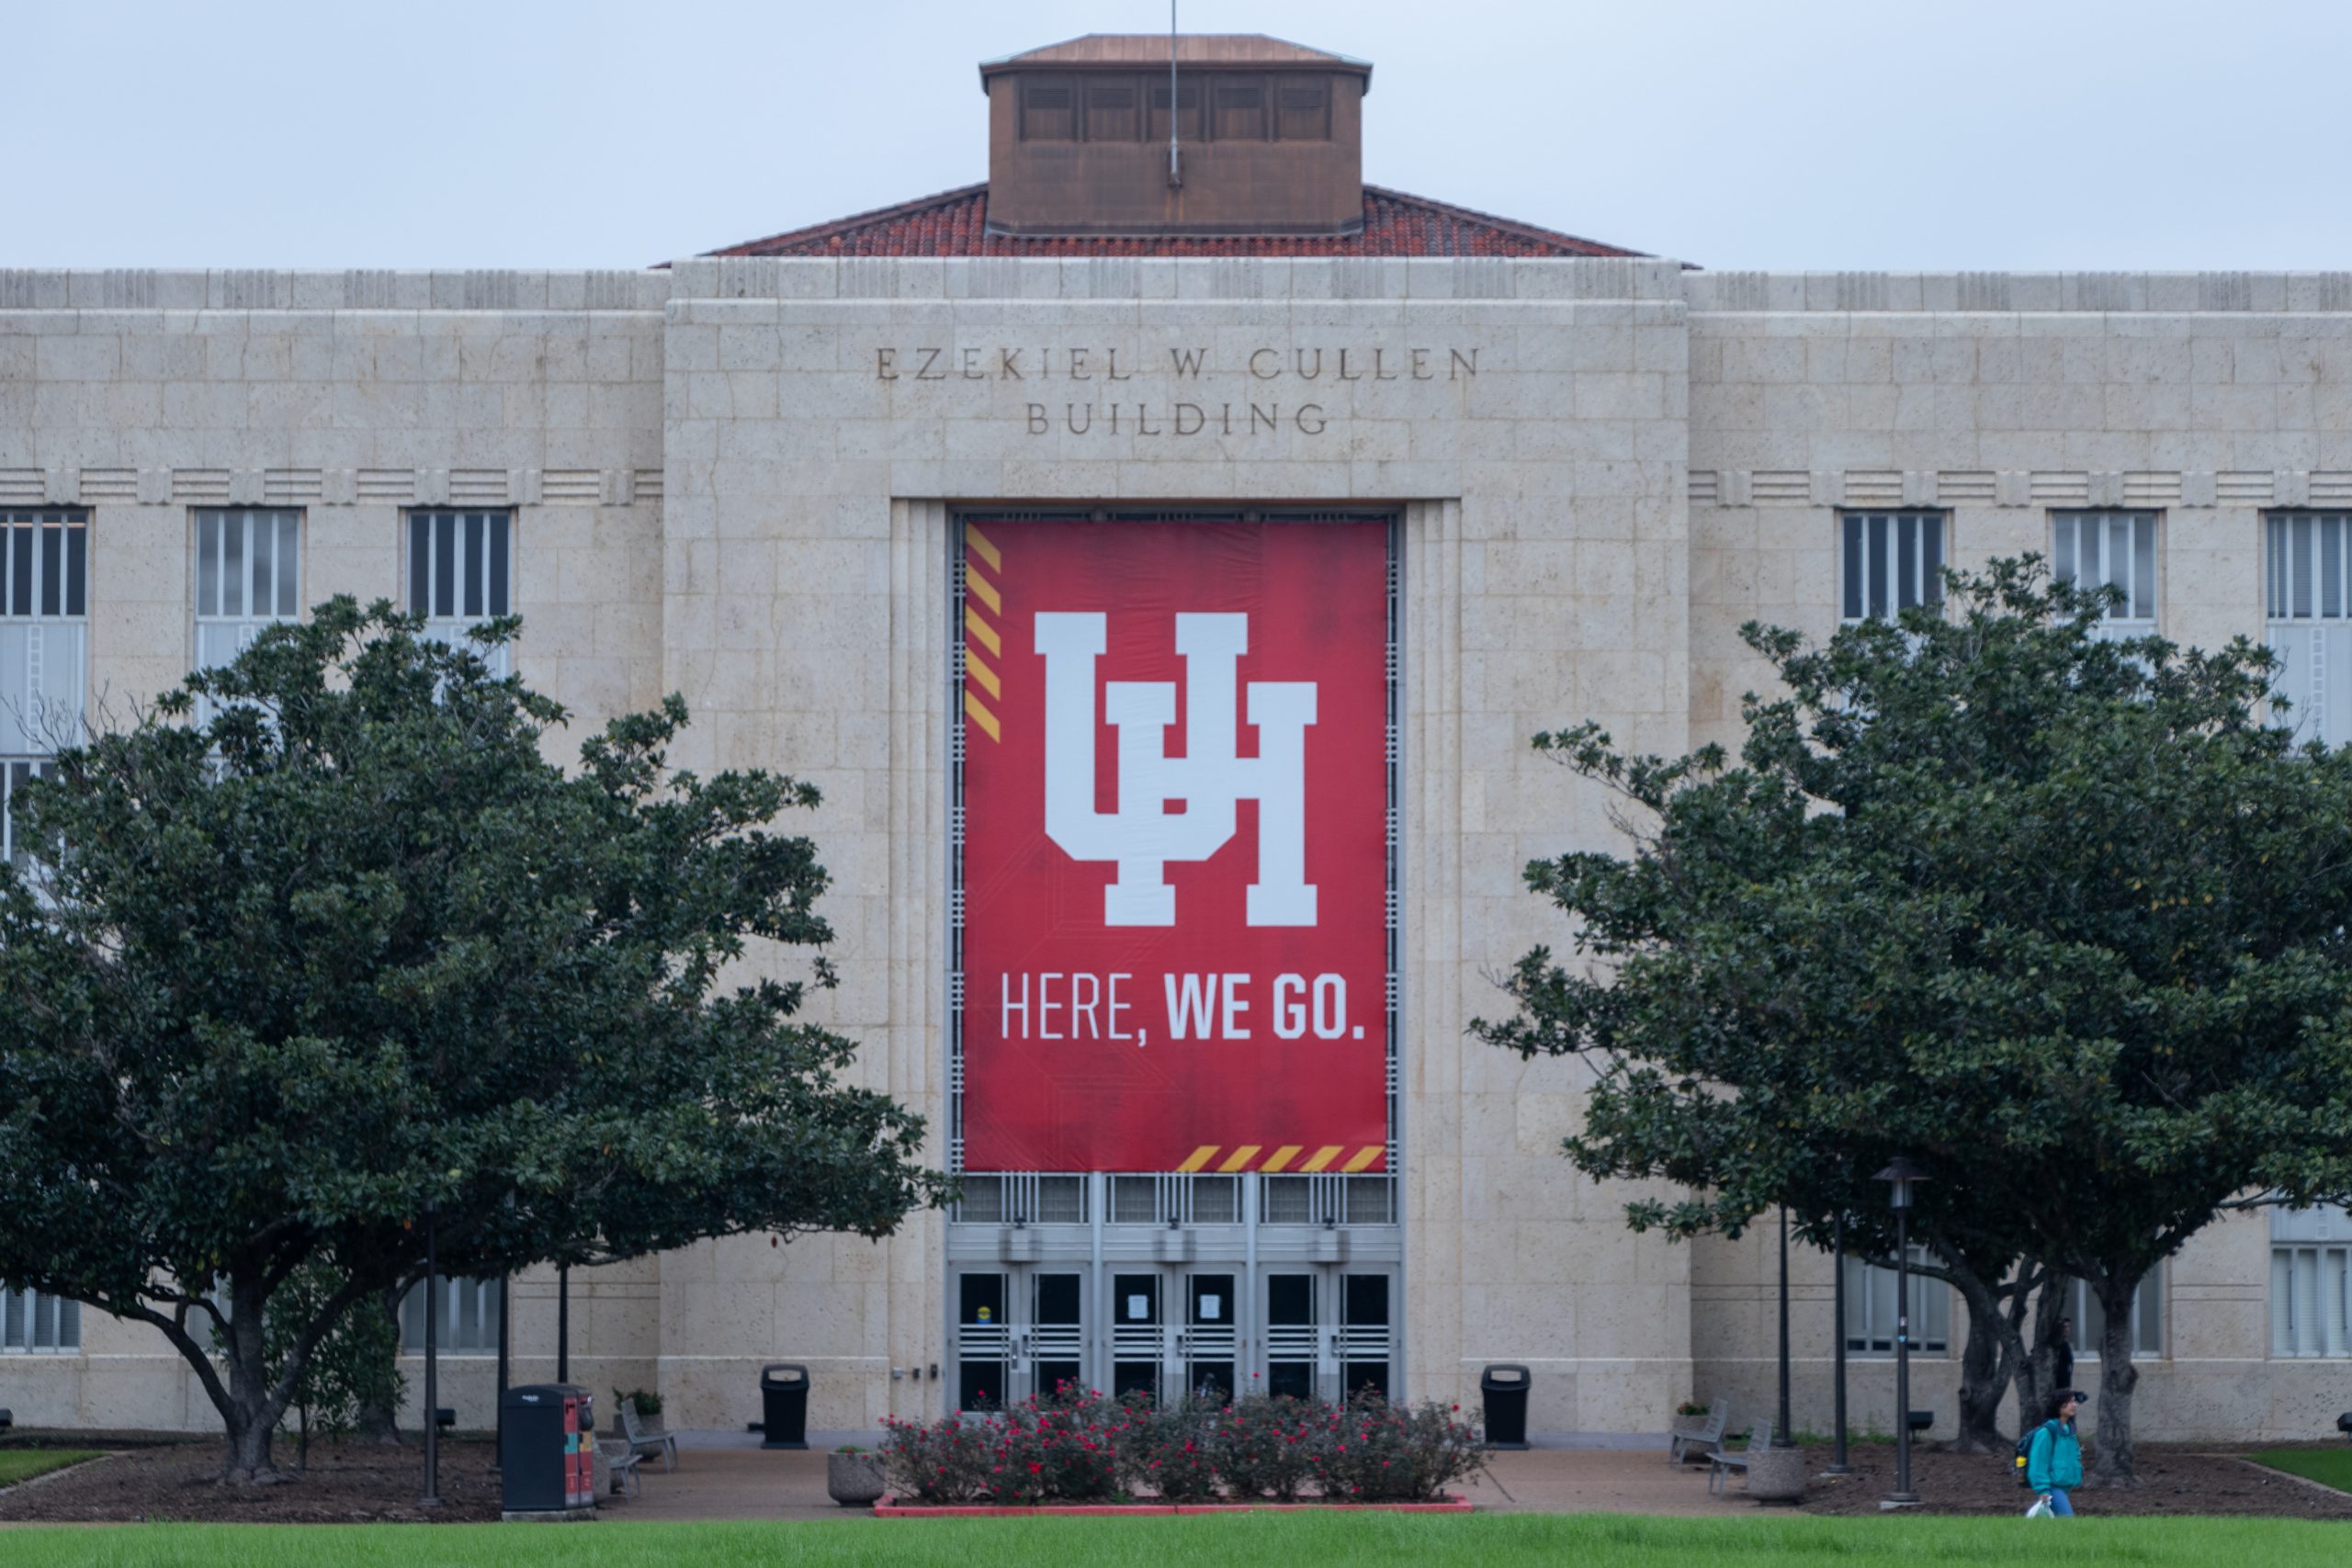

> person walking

[
  {"left": 2051, "top": 1316, "right": 2075, "bottom": 1395},
  {"left": 2027, "top": 1389, "right": 2087, "bottom": 1517}
]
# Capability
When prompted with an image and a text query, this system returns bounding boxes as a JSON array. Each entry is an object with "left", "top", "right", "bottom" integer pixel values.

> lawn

[
  {"left": 2249, "top": 1448, "right": 2352, "bottom": 1492},
  {"left": 0, "top": 1450, "right": 104, "bottom": 1487},
  {"left": 5, "top": 1513, "right": 2351, "bottom": 1568}
]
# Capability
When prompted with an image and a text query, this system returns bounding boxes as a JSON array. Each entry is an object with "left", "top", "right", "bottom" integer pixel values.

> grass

[
  {"left": 0, "top": 1449, "right": 105, "bottom": 1487},
  {"left": 2249, "top": 1447, "right": 2352, "bottom": 1492},
  {"left": 1, "top": 1513, "right": 2349, "bottom": 1568}
]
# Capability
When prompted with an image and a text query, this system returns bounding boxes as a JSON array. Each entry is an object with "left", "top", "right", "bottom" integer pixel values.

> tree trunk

[
  {"left": 2087, "top": 1272, "right": 2142, "bottom": 1487},
  {"left": 219, "top": 1270, "right": 291, "bottom": 1484},
  {"left": 1944, "top": 1265, "right": 2011, "bottom": 1453},
  {"left": 351, "top": 1285, "right": 405, "bottom": 1445},
  {"left": 297, "top": 1405, "right": 311, "bottom": 1472},
  {"left": 2009, "top": 1262, "right": 2065, "bottom": 1431}
]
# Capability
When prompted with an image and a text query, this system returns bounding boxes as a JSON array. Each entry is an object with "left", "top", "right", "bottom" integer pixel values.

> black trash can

[
  {"left": 760, "top": 1363, "right": 810, "bottom": 1450},
  {"left": 500, "top": 1383, "right": 595, "bottom": 1519},
  {"left": 1479, "top": 1363, "right": 1532, "bottom": 1450}
]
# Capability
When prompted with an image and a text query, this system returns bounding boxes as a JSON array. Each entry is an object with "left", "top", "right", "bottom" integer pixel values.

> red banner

[{"left": 958, "top": 519, "right": 1389, "bottom": 1174}]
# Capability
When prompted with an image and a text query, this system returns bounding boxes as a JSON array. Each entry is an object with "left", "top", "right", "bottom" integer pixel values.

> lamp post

[
  {"left": 557, "top": 1262, "right": 571, "bottom": 1384},
  {"left": 1873, "top": 1157, "right": 1929, "bottom": 1509},
  {"left": 1774, "top": 1203, "right": 1794, "bottom": 1446},
  {"left": 492, "top": 1272, "right": 509, "bottom": 1472},
  {"left": 1826, "top": 1210, "right": 1852, "bottom": 1475},
  {"left": 421, "top": 1203, "right": 443, "bottom": 1508}
]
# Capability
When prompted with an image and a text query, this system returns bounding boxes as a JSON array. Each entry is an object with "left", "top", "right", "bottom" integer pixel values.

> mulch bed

[
  {"left": 1793, "top": 1440, "right": 2352, "bottom": 1517},
  {"left": 875, "top": 1495, "right": 1471, "bottom": 1516},
  {"left": 0, "top": 1437, "right": 503, "bottom": 1524}
]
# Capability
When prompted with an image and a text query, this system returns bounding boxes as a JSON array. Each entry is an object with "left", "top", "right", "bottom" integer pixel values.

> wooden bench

[{"left": 1707, "top": 1418, "right": 1773, "bottom": 1497}]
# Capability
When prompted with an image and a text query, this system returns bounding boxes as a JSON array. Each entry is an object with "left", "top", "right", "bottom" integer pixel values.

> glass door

[
  {"left": 1262, "top": 1270, "right": 1321, "bottom": 1400},
  {"left": 1340, "top": 1271, "right": 1393, "bottom": 1402},
  {"left": 956, "top": 1271, "right": 1012, "bottom": 1412},
  {"left": 1180, "top": 1272, "right": 1238, "bottom": 1403},
  {"left": 1110, "top": 1271, "right": 1165, "bottom": 1402},
  {"left": 1029, "top": 1270, "right": 1085, "bottom": 1403},
  {"left": 954, "top": 1268, "right": 1088, "bottom": 1411}
]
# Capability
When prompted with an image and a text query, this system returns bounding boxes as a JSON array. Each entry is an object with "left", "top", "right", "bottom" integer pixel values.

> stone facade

[{"left": 4, "top": 256, "right": 2351, "bottom": 1442}]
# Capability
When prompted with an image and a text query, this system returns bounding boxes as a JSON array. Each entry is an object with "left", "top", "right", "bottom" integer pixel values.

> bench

[
  {"left": 1669, "top": 1397, "right": 1728, "bottom": 1465},
  {"left": 618, "top": 1403, "right": 680, "bottom": 1472},
  {"left": 1707, "top": 1418, "right": 1773, "bottom": 1498},
  {"left": 601, "top": 1439, "right": 646, "bottom": 1498}
]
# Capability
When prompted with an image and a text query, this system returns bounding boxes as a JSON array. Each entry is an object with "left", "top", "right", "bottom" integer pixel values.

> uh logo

[{"left": 1034, "top": 611, "right": 1316, "bottom": 928}]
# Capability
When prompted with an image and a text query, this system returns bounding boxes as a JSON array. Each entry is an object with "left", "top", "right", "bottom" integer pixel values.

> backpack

[{"left": 2012, "top": 1420, "right": 2051, "bottom": 1488}]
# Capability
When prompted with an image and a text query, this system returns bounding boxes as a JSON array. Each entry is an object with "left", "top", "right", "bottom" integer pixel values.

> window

[
  {"left": 2057, "top": 1269, "right": 2164, "bottom": 1359},
  {"left": 408, "top": 511, "right": 513, "bottom": 677},
  {"left": 1274, "top": 76, "right": 1330, "bottom": 141},
  {"left": 2263, "top": 513, "right": 2352, "bottom": 747},
  {"left": 399, "top": 1275, "right": 502, "bottom": 1355},
  {"left": 194, "top": 509, "right": 300, "bottom": 673},
  {"left": 1148, "top": 81, "right": 1202, "bottom": 143},
  {"left": 2, "top": 510, "right": 88, "bottom": 868},
  {"left": 1020, "top": 83, "right": 1075, "bottom": 141},
  {"left": 1211, "top": 78, "right": 1267, "bottom": 141},
  {"left": 2272, "top": 1206, "right": 2352, "bottom": 1358},
  {"left": 1840, "top": 511, "right": 1946, "bottom": 623},
  {"left": 1083, "top": 80, "right": 1138, "bottom": 141},
  {"left": 2, "top": 1285, "right": 80, "bottom": 1352},
  {"left": 2051, "top": 511, "right": 2157, "bottom": 627},
  {"left": 1841, "top": 1252, "right": 1951, "bottom": 1356}
]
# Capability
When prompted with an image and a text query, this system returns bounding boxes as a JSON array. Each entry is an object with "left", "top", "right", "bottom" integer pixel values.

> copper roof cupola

[{"left": 978, "top": 33, "right": 1372, "bottom": 237}]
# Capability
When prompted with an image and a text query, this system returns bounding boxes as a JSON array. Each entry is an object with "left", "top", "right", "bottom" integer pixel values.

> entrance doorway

[{"left": 954, "top": 1268, "right": 1086, "bottom": 1410}]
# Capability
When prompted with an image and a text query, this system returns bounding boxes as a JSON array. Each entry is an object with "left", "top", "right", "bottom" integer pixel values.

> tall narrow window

[
  {"left": 1, "top": 509, "right": 88, "bottom": 864},
  {"left": 2059, "top": 1269, "right": 2165, "bottom": 1359},
  {"left": 1839, "top": 511, "right": 1946, "bottom": 622},
  {"left": 2272, "top": 1206, "right": 2352, "bottom": 1358},
  {"left": 2050, "top": 511, "right": 2158, "bottom": 627},
  {"left": 408, "top": 511, "right": 514, "bottom": 677},
  {"left": 1841, "top": 1251, "right": 1951, "bottom": 1356},
  {"left": 2, "top": 1284, "right": 81, "bottom": 1353},
  {"left": 194, "top": 509, "right": 301, "bottom": 674},
  {"left": 399, "top": 1275, "right": 503, "bottom": 1355},
  {"left": 2264, "top": 513, "right": 2352, "bottom": 747}
]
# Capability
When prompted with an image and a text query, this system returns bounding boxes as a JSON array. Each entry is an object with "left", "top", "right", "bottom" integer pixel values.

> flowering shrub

[{"left": 880, "top": 1384, "right": 1484, "bottom": 1505}]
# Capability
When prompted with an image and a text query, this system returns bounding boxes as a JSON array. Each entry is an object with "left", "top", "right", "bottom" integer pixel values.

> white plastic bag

[{"left": 2024, "top": 1496, "right": 2052, "bottom": 1519}]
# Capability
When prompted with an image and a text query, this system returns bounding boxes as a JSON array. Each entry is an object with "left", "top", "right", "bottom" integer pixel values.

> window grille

[
  {"left": 408, "top": 511, "right": 513, "bottom": 677},
  {"left": 2271, "top": 1205, "right": 2352, "bottom": 1357},
  {"left": 0, "top": 510, "right": 88, "bottom": 760},
  {"left": 1, "top": 757, "right": 51, "bottom": 867},
  {"left": 1839, "top": 512, "right": 1945, "bottom": 623},
  {"left": 2, "top": 1285, "right": 80, "bottom": 1353},
  {"left": 2263, "top": 515, "right": 2352, "bottom": 746},
  {"left": 2051, "top": 511, "right": 2158, "bottom": 625},
  {"left": 1840, "top": 1251, "right": 1951, "bottom": 1356},
  {"left": 399, "top": 1276, "right": 502, "bottom": 1355},
  {"left": 194, "top": 509, "right": 301, "bottom": 674},
  {"left": 2057, "top": 1269, "right": 2165, "bottom": 1359}
]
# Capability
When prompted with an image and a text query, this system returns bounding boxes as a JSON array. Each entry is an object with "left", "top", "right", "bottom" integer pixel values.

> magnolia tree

[
  {"left": 1475, "top": 562, "right": 2352, "bottom": 1483},
  {"left": 0, "top": 600, "right": 947, "bottom": 1483}
]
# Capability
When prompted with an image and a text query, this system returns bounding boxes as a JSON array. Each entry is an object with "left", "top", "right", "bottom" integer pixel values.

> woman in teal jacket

[{"left": 2027, "top": 1390, "right": 2087, "bottom": 1516}]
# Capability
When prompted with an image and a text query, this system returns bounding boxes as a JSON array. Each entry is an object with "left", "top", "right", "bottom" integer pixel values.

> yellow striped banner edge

[
  {"left": 962, "top": 690, "right": 1000, "bottom": 742},
  {"left": 966, "top": 650, "right": 1001, "bottom": 699},
  {"left": 964, "top": 606, "right": 1001, "bottom": 658},
  {"left": 1166, "top": 1145, "right": 1384, "bottom": 1173},
  {"left": 965, "top": 568, "right": 1002, "bottom": 615},
  {"left": 964, "top": 522, "right": 1001, "bottom": 572}
]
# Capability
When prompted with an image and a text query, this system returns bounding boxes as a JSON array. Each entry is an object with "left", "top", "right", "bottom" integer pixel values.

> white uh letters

[{"left": 1035, "top": 611, "right": 1316, "bottom": 927}]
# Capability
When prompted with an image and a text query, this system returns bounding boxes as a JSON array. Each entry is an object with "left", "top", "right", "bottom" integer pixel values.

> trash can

[
  {"left": 1479, "top": 1363, "right": 1532, "bottom": 1450},
  {"left": 500, "top": 1383, "right": 596, "bottom": 1520},
  {"left": 760, "top": 1363, "right": 810, "bottom": 1450}
]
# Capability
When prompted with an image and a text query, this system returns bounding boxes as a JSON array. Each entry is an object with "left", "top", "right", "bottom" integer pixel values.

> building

[{"left": 6, "top": 32, "right": 2352, "bottom": 1445}]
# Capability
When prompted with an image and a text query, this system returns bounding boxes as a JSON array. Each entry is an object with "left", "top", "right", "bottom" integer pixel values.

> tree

[
  {"left": 0, "top": 599, "right": 948, "bottom": 1483},
  {"left": 1474, "top": 561, "right": 2352, "bottom": 1483},
  {"left": 224, "top": 1252, "right": 405, "bottom": 1471}
]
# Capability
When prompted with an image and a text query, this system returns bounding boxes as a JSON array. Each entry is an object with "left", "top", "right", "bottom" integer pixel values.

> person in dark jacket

[
  {"left": 2026, "top": 1389, "right": 2087, "bottom": 1516},
  {"left": 2050, "top": 1316, "right": 2075, "bottom": 1394}
]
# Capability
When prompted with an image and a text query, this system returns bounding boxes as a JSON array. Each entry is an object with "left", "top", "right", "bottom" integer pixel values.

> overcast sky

[{"left": 10, "top": 0, "right": 2350, "bottom": 272}]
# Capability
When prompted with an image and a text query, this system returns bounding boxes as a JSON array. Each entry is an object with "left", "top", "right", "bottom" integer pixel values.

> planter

[
  {"left": 875, "top": 1495, "right": 1473, "bottom": 1517},
  {"left": 827, "top": 1450, "right": 888, "bottom": 1508},
  {"left": 1743, "top": 1445, "right": 1807, "bottom": 1504}
]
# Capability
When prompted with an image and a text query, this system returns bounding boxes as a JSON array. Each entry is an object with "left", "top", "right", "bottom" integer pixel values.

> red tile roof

[{"left": 708, "top": 183, "right": 1644, "bottom": 260}]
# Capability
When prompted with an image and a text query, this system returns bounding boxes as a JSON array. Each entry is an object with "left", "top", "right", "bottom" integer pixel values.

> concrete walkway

[{"left": 612, "top": 1444, "right": 1761, "bottom": 1521}]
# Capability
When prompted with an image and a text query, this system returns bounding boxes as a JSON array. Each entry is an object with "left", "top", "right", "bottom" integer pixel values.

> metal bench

[
  {"left": 618, "top": 1403, "right": 679, "bottom": 1472},
  {"left": 601, "top": 1439, "right": 646, "bottom": 1497},
  {"left": 1669, "top": 1397, "right": 1729, "bottom": 1465},
  {"left": 1707, "top": 1418, "right": 1773, "bottom": 1498}
]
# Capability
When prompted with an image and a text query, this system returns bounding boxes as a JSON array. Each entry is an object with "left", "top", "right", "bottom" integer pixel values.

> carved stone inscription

[{"left": 873, "top": 344, "right": 1479, "bottom": 436}]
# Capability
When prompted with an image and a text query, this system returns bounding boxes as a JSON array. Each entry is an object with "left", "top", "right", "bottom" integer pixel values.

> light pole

[
  {"left": 1874, "top": 1157, "right": 1929, "bottom": 1509},
  {"left": 492, "top": 1272, "right": 509, "bottom": 1472},
  {"left": 1774, "top": 1203, "right": 1793, "bottom": 1446},
  {"left": 558, "top": 1262, "right": 571, "bottom": 1384},
  {"left": 1826, "top": 1210, "right": 1851, "bottom": 1475},
  {"left": 421, "top": 1203, "right": 443, "bottom": 1508}
]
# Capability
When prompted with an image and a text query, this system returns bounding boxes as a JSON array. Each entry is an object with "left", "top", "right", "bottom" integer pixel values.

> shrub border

[{"left": 875, "top": 1495, "right": 1474, "bottom": 1517}]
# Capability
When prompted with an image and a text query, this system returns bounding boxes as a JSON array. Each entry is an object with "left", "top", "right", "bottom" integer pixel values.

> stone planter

[
  {"left": 828, "top": 1450, "right": 888, "bottom": 1508},
  {"left": 1743, "top": 1445, "right": 1807, "bottom": 1504}
]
